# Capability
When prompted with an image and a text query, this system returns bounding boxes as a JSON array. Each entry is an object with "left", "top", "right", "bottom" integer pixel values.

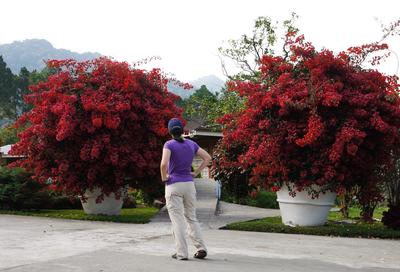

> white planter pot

[
  {"left": 277, "top": 185, "right": 336, "bottom": 226},
  {"left": 80, "top": 187, "right": 124, "bottom": 216}
]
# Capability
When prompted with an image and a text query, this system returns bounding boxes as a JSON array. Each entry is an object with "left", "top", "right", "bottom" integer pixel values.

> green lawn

[
  {"left": 0, "top": 207, "right": 159, "bottom": 223},
  {"left": 328, "top": 206, "right": 387, "bottom": 221},
  {"left": 223, "top": 207, "right": 400, "bottom": 239}
]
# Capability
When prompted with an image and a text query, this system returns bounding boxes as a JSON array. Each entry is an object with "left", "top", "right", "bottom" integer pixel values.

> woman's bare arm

[
  {"left": 160, "top": 148, "right": 171, "bottom": 182},
  {"left": 192, "top": 147, "right": 211, "bottom": 177}
]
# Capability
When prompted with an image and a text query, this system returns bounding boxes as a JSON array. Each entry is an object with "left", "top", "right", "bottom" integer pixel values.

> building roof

[
  {"left": 184, "top": 120, "right": 204, "bottom": 131},
  {"left": 0, "top": 144, "right": 25, "bottom": 158},
  {"left": 184, "top": 120, "right": 223, "bottom": 138},
  {"left": 0, "top": 144, "right": 12, "bottom": 155}
]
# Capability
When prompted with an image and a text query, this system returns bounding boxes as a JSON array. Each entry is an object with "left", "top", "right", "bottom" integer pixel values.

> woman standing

[{"left": 160, "top": 118, "right": 211, "bottom": 261}]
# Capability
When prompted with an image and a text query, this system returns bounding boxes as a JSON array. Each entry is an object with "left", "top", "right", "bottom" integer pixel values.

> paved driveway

[{"left": 0, "top": 179, "right": 399, "bottom": 272}]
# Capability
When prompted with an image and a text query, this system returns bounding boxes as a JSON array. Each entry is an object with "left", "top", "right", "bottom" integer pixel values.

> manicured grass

[
  {"left": 223, "top": 207, "right": 400, "bottom": 239},
  {"left": 0, "top": 207, "right": 159, "bottom": 223},
  {"left": 328, "top": 206, "right": 387, "bottom": 221}
]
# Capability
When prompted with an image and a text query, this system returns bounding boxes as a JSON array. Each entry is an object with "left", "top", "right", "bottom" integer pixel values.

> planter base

[
  {"left": 277, "top": 186, "right": 336, "bottom": 226},
  {"left": 80, "top": 188, "right": 124, "bottom": 216}
]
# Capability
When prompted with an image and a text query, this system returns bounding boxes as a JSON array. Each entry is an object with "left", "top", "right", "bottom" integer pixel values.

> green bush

[
  {"left": 382, "top": 205, "right": 400, "bottom": 230},
  {"left": 222, "top": 190, "right": 279, "bottom": 209},
  {"left": 0, "top": 166, "right": 81, "bottom": 210},
  {"left": 49, "top": 195, "right": 82, "bottom": 209},
  {"left": 254, "top": 191, "right": 279, "bottom": 209},
  {"left": 0, "top": 166, "right": 52, "bottom": 210},
  {"left": 123, "top": 190, "right": 137, "bottom": 208}
]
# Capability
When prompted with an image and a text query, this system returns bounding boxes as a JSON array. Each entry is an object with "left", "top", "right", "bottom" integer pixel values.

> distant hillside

[
  {"left": 190, "top": 75, "right": 225, "bottom": 94},
  {"left": 167, "top": 82, "right": 195, "bottom": 99},
  {"left": 0, "top": 39, "right": 225, "bottom": 99},
  {"left": 167, "top": 74, "right": 225, "bottom": 99},
  {"left": 0, "top": 39, "right": 101, "bottom": 74}
]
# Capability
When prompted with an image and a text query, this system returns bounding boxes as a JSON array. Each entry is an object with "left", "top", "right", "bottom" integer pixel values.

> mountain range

[
  {"left": 168, "top": 75, "right": 225, "bottom": 99},
  {"left": 0, "top": 39, "right": 101, "bottom": 73},
  {"left": 0, "top": 39, "right": 225, "bottom": 98}
]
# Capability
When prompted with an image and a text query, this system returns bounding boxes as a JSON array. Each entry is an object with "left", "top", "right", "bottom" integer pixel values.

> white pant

[{"left": 165, "top": 181, "right": 207, "bottom": 259}]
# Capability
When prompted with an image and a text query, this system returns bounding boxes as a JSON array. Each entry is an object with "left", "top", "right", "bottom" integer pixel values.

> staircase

[{"left": 150, "top": 178, "right": 217, "bottom": 224}]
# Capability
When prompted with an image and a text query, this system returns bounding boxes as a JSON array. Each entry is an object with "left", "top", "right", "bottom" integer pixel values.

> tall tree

[
  {"left": 14, "top": 67, "right": 53, "bottom": 117},
  {"left": 15, "top": 67, "right": 31, "bottom": 116},
  {"left": 210, "top": 88, "right": 245, "bottom": 124},
  {"left": 219, "top": 13, "right": 299, "bottom": 81},
  {"left": 0, "top": 56, "right": 17, "bottom": 120},
  {"left": 29, "top": 67, "right": 54, "bottom": 85},
  {"left": 183, "top": 85, "right": 218, "bottom": 126}
]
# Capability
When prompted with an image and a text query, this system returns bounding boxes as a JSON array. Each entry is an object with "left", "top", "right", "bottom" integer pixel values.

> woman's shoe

[
  {"left": 171, "top": 253, "right": 188, "bottom": 260},
  {"left": 193, "top": 250, "right": 207, "bottom": 259}
]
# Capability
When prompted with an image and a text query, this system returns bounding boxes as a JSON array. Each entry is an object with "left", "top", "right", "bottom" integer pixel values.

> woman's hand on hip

[{"left": 162, "top": 174, "right": 170, "bottom": 182}]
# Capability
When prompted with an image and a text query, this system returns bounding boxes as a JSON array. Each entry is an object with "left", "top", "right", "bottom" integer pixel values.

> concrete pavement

[
  {"left": 1, "top": 215, "right": 399, "bottom": 272},
  {"left": 151, "top": 178, "right": 280, "bottom": 229},
  {"left": 0, "top": 178, "right": 399, "bottom": 272}
]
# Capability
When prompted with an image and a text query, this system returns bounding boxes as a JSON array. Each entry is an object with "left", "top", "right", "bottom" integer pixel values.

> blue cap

[{"left": 168, "top": 118, "right": 183, "bottom": 133}]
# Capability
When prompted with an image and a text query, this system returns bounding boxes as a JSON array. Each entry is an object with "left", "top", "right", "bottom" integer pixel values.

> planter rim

[
  {"left": 276, "top": 199, "right": 336, "bottom": 206},
  {"left": 79, "top": 186, "right": 128, "bottom": 198}
]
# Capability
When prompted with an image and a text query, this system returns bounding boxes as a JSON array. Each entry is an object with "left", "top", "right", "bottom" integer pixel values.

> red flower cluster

[
  {"left": 10, "top": 58, "right": 182, "bottom": 199},
  {"left": 214, "top": 35, "right": 400, "bottom": 198}
]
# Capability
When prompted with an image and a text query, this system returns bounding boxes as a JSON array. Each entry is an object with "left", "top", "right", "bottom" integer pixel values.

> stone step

[{"left": 150, "top": 178, "right": 218, "bottom": 224}]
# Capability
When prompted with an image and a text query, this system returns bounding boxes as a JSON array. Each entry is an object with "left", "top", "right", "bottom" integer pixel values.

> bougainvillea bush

[
  {"left": 214, "top": 33, "right": 400, "bottom": 200},
  {"left": 9, "top": 58, "right": 182, "bottom": 201},
  {"left": 211, "top": 140, "right": 253, "bottom": 201}
]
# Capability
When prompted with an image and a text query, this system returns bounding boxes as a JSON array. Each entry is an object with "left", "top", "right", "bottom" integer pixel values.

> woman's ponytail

[{"left": 171, "top": 127, "right": 184, "bottom": 143}]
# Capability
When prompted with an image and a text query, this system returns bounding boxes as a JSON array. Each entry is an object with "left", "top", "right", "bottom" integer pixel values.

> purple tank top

[{"left": 163, "top": 139, "right": 199, "bottom": 185}]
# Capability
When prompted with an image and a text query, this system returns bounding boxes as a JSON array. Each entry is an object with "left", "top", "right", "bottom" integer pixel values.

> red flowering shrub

[
  {"left": 9, "top": 58, "right": 182, "bottom": 201},
  {"left": 211, "top": 138, "right": 253, "bottom": 201},
  {"left": 214, "top": 34, "right": 400, "bottom": 198}
]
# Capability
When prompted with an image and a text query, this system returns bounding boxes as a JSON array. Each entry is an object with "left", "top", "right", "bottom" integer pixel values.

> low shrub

[
  {"left": 254, "top": 191, "right": 279, "bottom": 209},
  {"left": 0, "top": 166, "right": 80, "bottom": 210},
  {"left": 222, "top": 190, "right": 279, "bottom": 209},
  {"left": 382, "top": 205, "right": 400, "bottom": 230},
  {"left": 0, "top": 166, "right": 51, "bottom": 210},
  {"left": 49, "top": 195, "right": 82, "bottom": 209},
  {"left": 123, "top": 192, "right": 137, "bottom": 208}
]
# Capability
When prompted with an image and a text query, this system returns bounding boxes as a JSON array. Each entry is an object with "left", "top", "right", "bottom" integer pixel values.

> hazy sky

[{"left": 0, "top": 0, "right": 399, "bottom": 81}]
